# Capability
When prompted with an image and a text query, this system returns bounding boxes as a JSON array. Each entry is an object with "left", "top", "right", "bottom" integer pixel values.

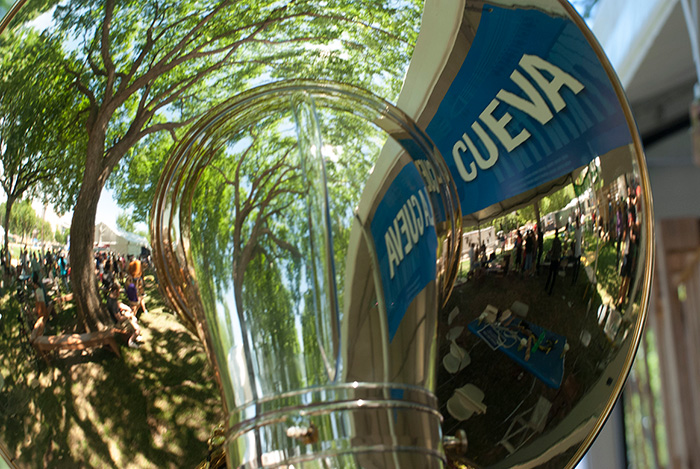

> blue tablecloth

[{"left": 467, "top": 318, "right": 566, "bottom": 389}]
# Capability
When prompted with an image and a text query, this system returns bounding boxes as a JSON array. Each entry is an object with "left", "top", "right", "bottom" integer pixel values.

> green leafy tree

[
  {"left": 14, "top": 200, "right": 37, "bottom": 241},
  {"left": 55, "top": 227, "right": 69, "bottom": 245},
  {"left": 110, "top": 133, "right": 175, "bottom": 223},
  {"left": 541, "top": 184, "right": 576, "bottom": 215},
  {"left": 0, "top": 199, "right": 37, "bottom": 241},
  {"left": 187, "top": 94, "right": 391, "bottom": 392},
  {"left": 106, "top": 1, "right": 421, "bottom": 223},
  {"left": 4, "top": 0, "right": 421, "bottom": 330},
  {"left": 116, "top": 211, "right": 135, "bottom": 233},
  {"left": 34, "top": 217, "right": 53, "bottom": 243},
  {"left": 0, "top": 28, "right": 81, "bottom": 266},
  {"left": 190, "top": 121, "right": 310, "bottom": 393},
  {"left": 192, "top": 124, "right": 303, "bottom": 314}
]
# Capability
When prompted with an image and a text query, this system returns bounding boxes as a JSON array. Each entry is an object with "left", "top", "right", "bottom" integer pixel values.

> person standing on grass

[
  {"left": 58, "top": 254, "right": 69, "bottom": 291},
  {"left": 31, "top": 252, "right": 42, "bottom": 281},
  {"left": 127, "top": 255, "right": 144, "bottom": 295},
  {"left": 617, "top": 227, "right": 637, "bottom": 307},
  {"left": 545, "top": 229, "right": 562, "bottom": 295},
  {"left": 571, "top": 218, "right": 582, "bottom": 285},
  {"left": 536, "top": 227, "right": 544, "bottom": 275}
]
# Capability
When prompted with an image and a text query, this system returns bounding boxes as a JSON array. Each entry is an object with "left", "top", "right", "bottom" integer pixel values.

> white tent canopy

[{"left": 93, "top": 222, "right": 149, "bottom": 257}]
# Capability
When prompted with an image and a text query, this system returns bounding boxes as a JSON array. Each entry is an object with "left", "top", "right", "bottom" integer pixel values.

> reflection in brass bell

[
  {"left": 426, "top": 2, "right": 653, "bottom": 468},
  {"left": 0, "top": 0, "right": 652, "bottom": 468},
  {"left": 151, "top": 81, "right": 461, "bottom": 468}
]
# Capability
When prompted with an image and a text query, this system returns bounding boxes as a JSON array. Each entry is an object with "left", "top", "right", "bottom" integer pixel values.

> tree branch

[
  {"left": 121, "top": 3, "right": 160, "bottom": 91},
  {"left": 100, "top": 0, "right": 118, "bottom": 101},
  {"left": 63, "top": 65, "right": 98, "bottom": 131},
  {"left": 86, "top": 51, "right": 107, "bottom": 77},
  {"left": 261, "top": 227, "right": 301, "bottom": 259}
]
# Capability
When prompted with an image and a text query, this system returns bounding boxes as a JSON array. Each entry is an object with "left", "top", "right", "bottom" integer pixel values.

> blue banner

[
  {"left": 426, "top": 4, "right": 632, "bottom": 217},
  {"left": 370, "top": 164, "right": 438, "bottom": 341}
]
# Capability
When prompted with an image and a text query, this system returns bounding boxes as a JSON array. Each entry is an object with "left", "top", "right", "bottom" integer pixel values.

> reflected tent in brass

[{"left": 0, "top": 0, "right": 652, "bottom": 468}]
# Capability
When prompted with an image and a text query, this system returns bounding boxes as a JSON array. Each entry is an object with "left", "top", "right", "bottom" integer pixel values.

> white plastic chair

[
  {"left": 446, "top": 384, "right": 486, "bottom": 421},
  {"left": 499, "top": 395, "right": 552, "bottom": 453}
]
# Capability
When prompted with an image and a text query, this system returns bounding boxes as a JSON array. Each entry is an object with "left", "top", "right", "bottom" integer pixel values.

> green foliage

[
  {"left": 55, "top": 227, "right": 69, "bottom": 245},
  {"left": 0, "top": 27, "right": 84, "bottom": 211},
  {"left": 115, "top": 211, "right": 135, "bottom": 233},
  {"left": 109, "top": 133, "right": 176, "bottom": 223},
  {"left": 0, "top": 199, "right": 35, "bottom": 239},
  {"left": 1, "top": 0, "right": 424, "bottom": 331},
  {"left": 80, "top": 0, "right": 423, "bottom": 221},
  {"left": 490, "top": 184, "right": 577, "bottom": 232},
  {"left": 540, "top": 185, "right": 576, "bottom": 215}
]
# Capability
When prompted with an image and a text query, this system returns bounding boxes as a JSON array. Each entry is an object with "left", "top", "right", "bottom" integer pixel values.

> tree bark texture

[
  {"left": 3, "top": 195, "right": 15, "bottom": 271},
  {"left": 69, "top": 141, "right": 113, "bottom": 331}
]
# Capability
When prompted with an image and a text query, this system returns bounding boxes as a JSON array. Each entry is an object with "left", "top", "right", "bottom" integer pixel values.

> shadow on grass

[{"left": 0, "top": 278, "right": 223, "bottom": 468}]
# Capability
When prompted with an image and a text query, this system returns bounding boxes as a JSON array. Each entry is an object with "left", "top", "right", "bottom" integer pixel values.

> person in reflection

[
  {"left": 627, "top": 186, "right": 637, "bottom": 227},
  {"left": 607, "top": 195, "right": 614, "bottom": 240},
  {"left": 544, "top": 229, "right": 562, "bottom": 295},
  {"left": 616, "top": 226, "right": 637, "bottom": 308},
  {"left": 523, "top": 230, "right": 535, "bottom": 275},
  {"left": 106, "top": 282, "right": 143, "bottom": 348},
  {"left": 536, "top": 226, "right": 544, "bottom": 275},
  {"left": 571, "top": 218, "right": 582, "bottom": 285},
  {"left": 514, "top": 230, "right": 523, "bottom": 272},
  {"left": 615, "top": 202, "right": 623, "bottom": 263}
]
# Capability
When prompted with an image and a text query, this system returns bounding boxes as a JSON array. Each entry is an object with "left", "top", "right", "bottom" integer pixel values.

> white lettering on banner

[
  {"left": 451, "top": 53, "right": 585, "bottom": 182},
  {"left": 385, "top": 188, "right": 435, "bottom": 279}
]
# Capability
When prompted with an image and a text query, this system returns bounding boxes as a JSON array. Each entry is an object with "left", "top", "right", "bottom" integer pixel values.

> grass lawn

[{"left": 0, "top": 275, "right": 223, "bottom": 468}]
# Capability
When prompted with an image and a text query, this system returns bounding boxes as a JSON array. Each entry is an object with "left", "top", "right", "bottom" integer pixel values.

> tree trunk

[
  {"left": 3, "top": 195, "right": 15, "bottom": 272},
  {"left": 70, "top": 155, "right": 112, "bottom": 331}
]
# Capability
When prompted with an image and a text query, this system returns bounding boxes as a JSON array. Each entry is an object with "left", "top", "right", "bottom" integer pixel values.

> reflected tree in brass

[{"left": 0, "top": 0, "right": 421, "bottom": 331}]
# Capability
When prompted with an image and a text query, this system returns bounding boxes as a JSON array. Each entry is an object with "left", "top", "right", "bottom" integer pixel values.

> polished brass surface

[
  {"left": 432, "top": 2, "right": 653, "bottom": 468},
  {"left": 151, "top": 81, "right": 458, "bottom": 468},
  {"left": 0, "top": 0, "right": 651, "bottom": 468}
]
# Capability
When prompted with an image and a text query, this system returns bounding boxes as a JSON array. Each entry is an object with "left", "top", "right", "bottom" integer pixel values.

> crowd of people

[
  {"left": 611, "top": 185, "right": 642, "bottom": 307},
  {"left": 95, "top": 250, "right": 150, "bottom": 348},
  {"left": 465, "top": 181, "right": 642, "bottom": 309},
  {"left": 1, "top": 246, "right": 70, "bottom": 291},
  {"left": 1, "top": 244, "right": 153, "bottom": 349}
]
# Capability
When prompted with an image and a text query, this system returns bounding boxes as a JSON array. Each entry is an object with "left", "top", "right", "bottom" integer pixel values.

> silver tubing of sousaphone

[
  {"left": 151, "top": 81, "right": 462, "bottom": 468},
  {"left": 0, "top": 0, "right": 653, "bottom": 467}
]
